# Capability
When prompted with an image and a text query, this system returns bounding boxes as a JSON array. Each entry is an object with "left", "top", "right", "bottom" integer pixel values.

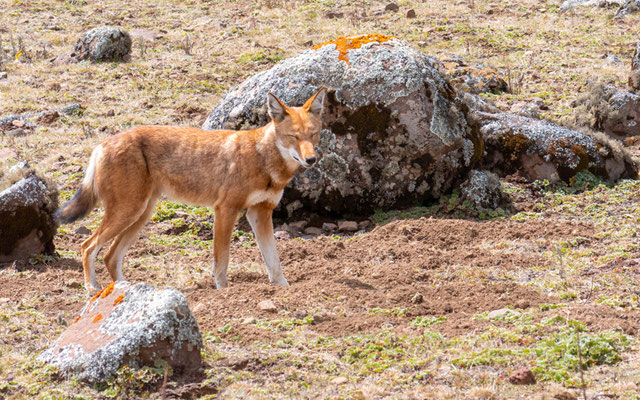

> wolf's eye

[{"left": 287, "top": 134, "right": 298, "bottom": 139}]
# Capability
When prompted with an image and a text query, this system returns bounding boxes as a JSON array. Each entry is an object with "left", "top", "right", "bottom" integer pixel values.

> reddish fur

[{"left": 57, "top": 89, "right": 326, "bottom": 293}]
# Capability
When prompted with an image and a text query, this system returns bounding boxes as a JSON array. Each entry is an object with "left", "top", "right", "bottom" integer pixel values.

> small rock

[
  {"left": 331, "top": 376, "right": 348, "bottom": 385},
  {"left": 322, "top": 222, "right": 337, "bottom": 232},
  {"left": 106, "top": 109, "right": 115, "bottom": 117},
  {"left": 358, "top": 220, "right": 371, "bottom": 230},
  {"left": 324, "top": 10, "right": 344, "bottom": 18},
  {"left": 59, "top": 103, "right": 82, "bottom": 115},
  {"left": 258, "top": 300, "right": 277, "bottom": 312},
  {"left": 411, "top": 292, "right": 423, "bottom": 304},
  {"left": 12, "top": 120, "right": 25, "bottom": 128},
  {"left": 5, "top": 128, "right": 27, "bottom": 137},
  {"left": 0, "top": 71, "right": 7, "bottom": 80},
  {"left": 0, "top": 297, "right": 10, "bottom": 304},
  {"left": 75, "top": 226, "right": 91, "bottom": 236},
  {"left": 385, "top": 3, "right": 400, "bottom": 12},
  {"left": 509, "top": 368, "right": 536, "bottom": 385},
  {"left": 338, "top": 221, "right": 358, "bottom": 232},
  {"left": 241, "top": 317, "right": 256, "bottom": 325},
  {"left": 192, "top": 303, "right": 205, "bottom": 313},
  {"left": 488, "top": 308, "right": 520, "bottom": 319},
  {"left": 460, "top": 170, "right": 511, "bottom": 211},
  {"left": 274, "top": 230, "right": 291, "bottom": 240},
  {"left": 56, "top": 26, "right": 132, "bottom": 64},
  {"left": 56, "top": 313, "right": 68, "bottom": 326},
  {"left": 304, "top": 227, "right": 322, "bottom": 236},
  {"left": 289, "top": 221, "right": 307, "bottom": 231},
  {"left": 552, "top": 391, "right": 578, "bottom": 400},
  {"left": 37, "top": 111, "right": 59, "bottom": 125},
  {"left": 406, "top": 9, "right": 417, "bottom": 18},
  {"left": 603, "top": 53, "right": 622, "bottom": 65},
  {"left": 65, "top": 280, "right": 82, "bottom": 289}
]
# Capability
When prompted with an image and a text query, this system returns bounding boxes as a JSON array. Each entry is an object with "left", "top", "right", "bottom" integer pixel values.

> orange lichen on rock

[
  {"left": 93, "top": 313, "right": 103, "bottom": 323},
  {"left": 113, "top": 294, "right": 125, "bottom": 306},
  {"left": 100, "top": 282, "right": 116, "bottom": 298},
  {"left": 73, "top": 315, "right": 81, "bottom": 324},
  {"left": 87, "top": 288, "right": 104, "bottom": 309},
  {"left": 312, "top": 34, "right": 397, "bottom": 63}
]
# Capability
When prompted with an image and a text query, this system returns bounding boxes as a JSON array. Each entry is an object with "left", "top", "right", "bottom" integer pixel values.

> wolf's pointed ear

[
  {"left": 303, "top": 87, "right": 326, "bottom": 118},
  {"left": 267, "top": 93, "right": 287, "bottom": 123}
]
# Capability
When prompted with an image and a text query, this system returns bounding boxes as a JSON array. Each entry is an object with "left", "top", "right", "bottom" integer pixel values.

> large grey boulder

[
  {"left": 38, "top": 282, "right": 202, "bottom": 382},
  {"left": 203, "top": 35, "right": 482, "bottom": 216},
  {"left": 56, "top": 27, "right": 131, "bottom": 64},
  {"left": 477, "top": 112, "right": 637, "bottom": 182},
  {"left": 0, "top": 165, "right": 58, "bottom": 262}
]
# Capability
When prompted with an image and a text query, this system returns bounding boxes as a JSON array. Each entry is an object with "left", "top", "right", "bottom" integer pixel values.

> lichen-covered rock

[
  {"left": 0, "top": 167, "right": 58, "bottom": 262},
  {"left": 38, "top": 281, "right": 202, "bottom": 382},
  {"left": 477, "top": 112, "right": 637, "bottom": 182},
  {"left": 56, "top": 27, "right": 131, "bottom": 64},
  {"left": 203, "top": 35, "right": 482, "bottom": 216},
  {"left": 459, "top": 170, "right": 510, "bottom": 210},
  {"left": 576, "top": 84, "right": 640, "bottom": 139},
  {"left": 438, "top": 55, "right": 508, "bottom": 95}
]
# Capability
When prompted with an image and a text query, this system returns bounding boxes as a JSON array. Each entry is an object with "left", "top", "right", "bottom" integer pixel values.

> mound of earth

[{"left": 184, "top": 218, "right": 597, "bottom": 340}]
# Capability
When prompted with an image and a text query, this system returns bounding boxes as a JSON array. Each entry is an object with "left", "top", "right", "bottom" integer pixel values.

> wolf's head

[{"left": 267, "top": 88, "right": 326, "bottom": 169}]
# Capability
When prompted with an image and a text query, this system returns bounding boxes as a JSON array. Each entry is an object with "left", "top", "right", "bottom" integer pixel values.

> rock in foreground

[
  {"left": 0, "top": 167, "right": 58, "bottom": 262},
  {"left": 204, "top": 35, "right": 481, "bottom": 216},
  {"left": 38, "top": 282, "right": 202, "bottom": 382}
]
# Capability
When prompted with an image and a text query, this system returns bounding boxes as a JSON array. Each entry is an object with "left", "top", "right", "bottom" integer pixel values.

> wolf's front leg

[
  {"left": 212, "top": 206, "right": 239, "bottom": 289},
  {"left": 246, "top": 204, "right": 289, "bottom": 286}
]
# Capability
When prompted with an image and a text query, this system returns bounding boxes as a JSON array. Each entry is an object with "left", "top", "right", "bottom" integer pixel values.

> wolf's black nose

[{"left": 305, "top": 157, "right": 316, "bottom": 165}]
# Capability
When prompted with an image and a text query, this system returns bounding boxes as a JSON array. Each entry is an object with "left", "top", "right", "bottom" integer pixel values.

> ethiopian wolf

[{"left": 56, "top": 88, "right": 326, "bottom": 294}]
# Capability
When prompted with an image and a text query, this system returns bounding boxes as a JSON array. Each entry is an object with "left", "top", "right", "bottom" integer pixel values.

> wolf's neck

[{"left": 258, "top": 123, "right": 299, "bottom": 186}]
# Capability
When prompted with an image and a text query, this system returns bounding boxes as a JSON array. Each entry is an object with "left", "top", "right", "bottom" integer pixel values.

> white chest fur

[{"left": 245, "top": 188, "right": 284, "bottom": 208}]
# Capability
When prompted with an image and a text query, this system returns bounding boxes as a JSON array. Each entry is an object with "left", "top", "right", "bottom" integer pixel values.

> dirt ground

[{"left": 2, "top": 216, "right": 637, "bottom": 343}]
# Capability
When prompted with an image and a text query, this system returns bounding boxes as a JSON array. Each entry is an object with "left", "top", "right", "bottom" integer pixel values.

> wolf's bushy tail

[{"left": 55, "top": 145, "right": 102, "bottom": 224}]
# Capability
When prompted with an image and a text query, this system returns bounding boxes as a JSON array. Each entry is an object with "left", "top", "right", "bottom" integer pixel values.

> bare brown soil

[{"left": 4, "top": 217, "right": 637, "bottom": 346}]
